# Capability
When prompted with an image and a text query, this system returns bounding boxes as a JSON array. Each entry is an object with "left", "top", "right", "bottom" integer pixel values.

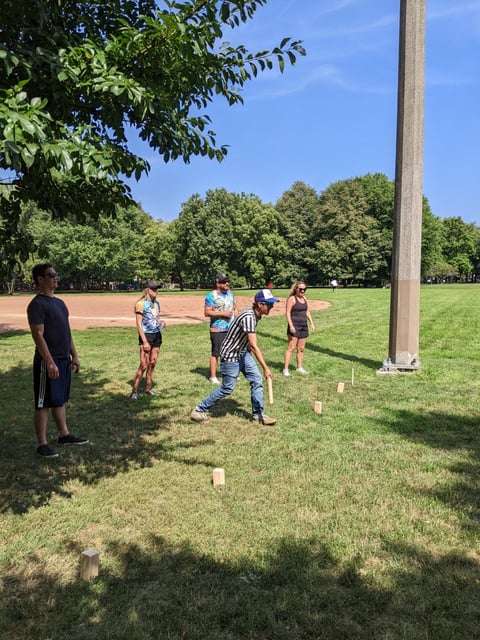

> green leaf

[
  {"left": 110, "top": 85, "right": 124, "bottom": 96},
  {"left": 21, "top": 146, "right": 35, "bottom": 168}
]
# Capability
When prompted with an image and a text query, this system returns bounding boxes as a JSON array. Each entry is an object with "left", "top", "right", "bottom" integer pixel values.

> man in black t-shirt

[{"left": 27, "top": 263, "right": 89, "bottom": 458}]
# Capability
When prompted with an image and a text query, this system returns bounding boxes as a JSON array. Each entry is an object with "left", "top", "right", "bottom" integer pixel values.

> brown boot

[{"left": 252, "top": 414, "right": 277, "bottom": 426}]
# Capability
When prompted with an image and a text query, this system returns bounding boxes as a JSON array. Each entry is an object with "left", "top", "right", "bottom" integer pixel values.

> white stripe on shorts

[{"left": 38, "top": 359, "right": 47, "bottom": 409}]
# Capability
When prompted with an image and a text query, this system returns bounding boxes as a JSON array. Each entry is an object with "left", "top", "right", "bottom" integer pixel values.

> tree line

[{"left": 2, "top": 172, "right": 479, "bottom": 293}]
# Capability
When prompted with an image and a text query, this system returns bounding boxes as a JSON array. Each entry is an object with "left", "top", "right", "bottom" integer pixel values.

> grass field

[{"left": 1, "top": 285, "right": 480, "bottom": 639}]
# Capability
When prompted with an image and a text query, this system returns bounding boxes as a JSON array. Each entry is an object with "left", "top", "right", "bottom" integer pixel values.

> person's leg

[
  {"left": 209, "top": 355, "right": 218, "bottom": 379},
  {"left": 196, "top": 361, "right": 239, "bottom": 413},
  {"left": 34, "top": 408, "right": 50, "bottom": 446},
  {"left": 145, "top": 346, "right": 160, "bottom": 392},
  {"left": 209, "top": 332, "right": 225, "bottom": 382},
  {"left": 132, "top": 347, "right": 148, "bottom": 393},
  {"left": 209, "top": 333, "right": 218, "bottom": 379},
  {"left": 35, "top": 357, "right": 71, "bottom": 442},
  {"left": 284, "top": 335, "right": 298, "bottom": 372},
  {"left": 241, "top": 351, "right": 264, "bottom": 418},
  {"left": 296, "top": 338, "right": 307, "bottom": 370},
  {"left": 50, "top": 404, "right": 89, "bottom": 445},
  {"left": 51, "top": 405, "right": 69, "bottom": 437}
]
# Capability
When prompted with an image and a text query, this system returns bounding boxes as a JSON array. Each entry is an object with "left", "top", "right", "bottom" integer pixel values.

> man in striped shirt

[{"left": 191, "top": 289, "right": 279, "bottom": 426}]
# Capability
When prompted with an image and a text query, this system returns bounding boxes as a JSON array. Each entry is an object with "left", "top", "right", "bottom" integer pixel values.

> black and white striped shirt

[{"left": 220, "top": 307, "right": 259, "bottom": 362}]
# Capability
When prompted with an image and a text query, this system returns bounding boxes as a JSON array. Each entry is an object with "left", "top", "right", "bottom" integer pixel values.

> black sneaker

[
  {"left": 58, "top": 433, "right": 89, "bottom": 446},
  {"left": 37, "top": 444, "right": 59, "bottom": 458}
]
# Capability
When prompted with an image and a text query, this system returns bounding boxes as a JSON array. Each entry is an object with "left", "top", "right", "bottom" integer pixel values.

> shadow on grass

[
  {"left": 0, "top": 329, "right": 28, "bottom": 339},
  {"left": 1, "top": 536, "right": 479, "bottom": 640},
  {"left": 0, "top": 363, "right": 220, "bottom": 515},
  {"left": 259, "top": 327, "right": 381, "bottom": 371},
  {"left": 190, "top": 365, "right": 214, "bottom": 381},
  {"left": 378, "top": 408, "right": 480, "bottom": 531}
]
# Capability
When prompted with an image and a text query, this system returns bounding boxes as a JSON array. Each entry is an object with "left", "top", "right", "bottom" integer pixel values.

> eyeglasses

[
  {"left": 219, "top": 281, "right": 229, "bottom": 285},
  {"left": 44, "top": 271, "right": 58, "bottom": 278},
  {"left": 298, "top": 288, "right": 306, "bottom": 292}
]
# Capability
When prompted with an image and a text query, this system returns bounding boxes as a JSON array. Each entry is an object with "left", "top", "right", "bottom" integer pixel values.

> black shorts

[
  {"left": 210, "top": 331, "right": 227, "bottom": 357},
  {"left": 287, "top": 325, "right": 309, "bottom": 339},
  {"left": 33, "top": 355, "right": 71, "bottom": 409},
  {"left": 138, "top": 332, "right": 162, "bottom": 348}
]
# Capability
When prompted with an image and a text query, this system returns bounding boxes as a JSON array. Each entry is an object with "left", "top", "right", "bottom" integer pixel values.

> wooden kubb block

[
  {"left": 212, "top": 468, "right": 225, "bottom": 486},
  {"left": 80, "top": 548, "right": 99, "bottom": 580},
  {"left": 314, "top": 401, "right": 323, "bottom": 414},
  {"left": 337, "top": 382, "right": 345, "bottom": 393}
]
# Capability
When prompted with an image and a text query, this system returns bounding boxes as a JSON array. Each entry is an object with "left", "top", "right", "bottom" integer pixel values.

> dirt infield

[{"left": 0, "top": 293, "right": 330, "bottom": 333}]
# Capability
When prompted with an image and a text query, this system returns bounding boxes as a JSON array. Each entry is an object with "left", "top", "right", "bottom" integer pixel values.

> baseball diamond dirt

[{"left": 0, "top": 293, "right": 330, "bottom": 333}]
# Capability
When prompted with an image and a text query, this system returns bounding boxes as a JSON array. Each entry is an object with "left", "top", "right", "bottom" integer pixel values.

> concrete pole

[{"left": 388, "top": 0, "right": 426, "bottom": 370}]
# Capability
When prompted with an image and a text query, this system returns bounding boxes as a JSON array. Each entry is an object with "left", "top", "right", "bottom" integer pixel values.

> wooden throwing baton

[{"left": 267, "top": 376, "right": 274, "bottom": 405}]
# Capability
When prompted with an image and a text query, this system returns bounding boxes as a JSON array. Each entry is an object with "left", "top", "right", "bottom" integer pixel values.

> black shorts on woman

[
  {"left": 287, "top": 324, "right": 309, "bottom": 339},
  {"left": 138, "top": 331, "right": 162, "bottom": 348}
]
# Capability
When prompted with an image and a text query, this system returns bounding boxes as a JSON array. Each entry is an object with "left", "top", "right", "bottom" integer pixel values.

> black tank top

[{"left": 290, "top": 297, "right": 308, "bottom": 327}]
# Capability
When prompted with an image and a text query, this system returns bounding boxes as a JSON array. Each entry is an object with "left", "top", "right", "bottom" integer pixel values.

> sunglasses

[
  {"left": 298, "top": 287, "right": 306, "bottom": 292},
  {"left": 44, "top": 271, "right": 58, "bottom": 278}
]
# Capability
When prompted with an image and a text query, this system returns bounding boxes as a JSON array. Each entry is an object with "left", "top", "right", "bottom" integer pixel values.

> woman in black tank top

[{"left": 283, "top": 281, "right": 315, "bottom": 376}]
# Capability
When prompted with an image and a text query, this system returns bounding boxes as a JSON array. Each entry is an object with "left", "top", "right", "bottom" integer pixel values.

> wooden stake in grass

[
  {"left": 212, "top": 468, "right": 225, "bottom": 486},
  {"left": 80, "top": 548, "right": 99, "bottom": 580},
  {"left": 337, "top": 382, "right": 345, "bottom": 393},
  {"left": 351, "top": 367, "right": 354, "bottom": 386},
  {"left": 314, "top": 401, "right": 323, "bottom": 414},
  {"left": 267, "top": 376, "right": 273, "bottom": 405}
]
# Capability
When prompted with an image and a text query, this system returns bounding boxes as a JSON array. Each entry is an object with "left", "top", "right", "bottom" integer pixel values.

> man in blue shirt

[{"left": 204, "top": 273, "right": 237, "bottom": 384}]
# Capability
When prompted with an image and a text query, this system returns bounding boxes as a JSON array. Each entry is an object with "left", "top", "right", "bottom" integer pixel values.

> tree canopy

[
  {"left": 5, "top": 175, "right": 479, "bottom": 293},
  {"left": 0, "top": 0, "right": 305, "bottom": 271},
  {"left": 171, "top": 188, "right": 289, "bottom": 288}
]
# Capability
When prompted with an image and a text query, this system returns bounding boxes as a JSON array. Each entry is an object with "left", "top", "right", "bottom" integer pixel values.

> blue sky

[{"left": 127, "top": 0, "right": 480, "bottom": 225}]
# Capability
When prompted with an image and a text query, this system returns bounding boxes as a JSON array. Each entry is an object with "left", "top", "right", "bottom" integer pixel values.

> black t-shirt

[{"left": 27, "top": 294, "right": 71, "bottom": 358}]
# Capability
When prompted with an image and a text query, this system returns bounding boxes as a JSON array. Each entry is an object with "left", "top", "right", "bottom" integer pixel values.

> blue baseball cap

[{"left": 254, "top": 289, "right": 280, "bottom": 304}]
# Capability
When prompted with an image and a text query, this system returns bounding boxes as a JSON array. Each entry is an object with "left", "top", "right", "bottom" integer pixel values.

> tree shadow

[
  {"left": 1, "top": 535, "right": 478, "bottom": 639},
  {"left": 376, "top": 408, "right": 480, "bottom": 531},
  {"left": 0, "top": 329, "right": 29, "bottom": 339},
  {"left": 190, "top": 365, "right": 212, "bottom": 380},
  {"left": 259, "top": 327, "right": 381, "bottom": 370},
  {"left": 0, "top": 363, "right": 219, "bottom": 515}
]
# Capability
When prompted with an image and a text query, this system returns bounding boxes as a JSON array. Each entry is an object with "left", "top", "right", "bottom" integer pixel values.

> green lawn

[{"left": 1, "top": 285, "right": 479, "bottom": 639}]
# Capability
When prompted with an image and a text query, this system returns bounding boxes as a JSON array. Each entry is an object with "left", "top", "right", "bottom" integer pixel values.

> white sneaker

[
  {"left": 282, "top": 369, "right": 290, "bottom": 377},
  {"left": 209, "top": 376, "right": 220, "bottom": 384},
  {"left": 296, "top": 368, "right": 308, "bottom": 374},
  {"left": 190, "top": 409, "right": 209, "bottom": 423}
]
